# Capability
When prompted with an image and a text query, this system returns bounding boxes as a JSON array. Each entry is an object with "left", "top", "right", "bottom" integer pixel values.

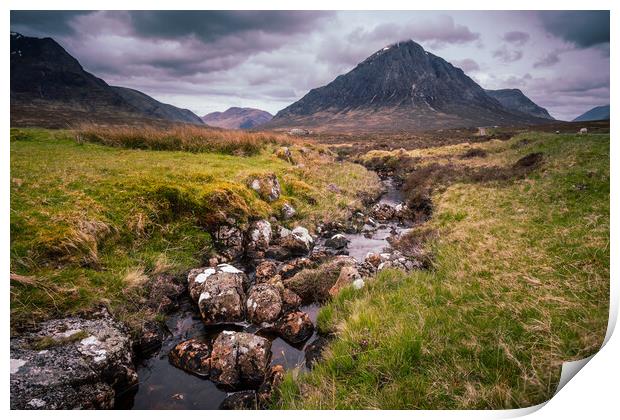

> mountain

[
  {"left": 572, "top": 105, "right": 610, "bottom": 122},
  {"left": 485, "top": 89, "right": 554, "bottom": 120},
  {"left": 266, "top": 40, "right": 549, "bottom": 132},
  {"left": 111, "top": 86, "right": 203, "bottom": 125},
  {"left": 10, "top": 32, "right": 203, "bottom": 127},
  {"left": 202, "top": 107, "right": 273, "bottom": 129}
]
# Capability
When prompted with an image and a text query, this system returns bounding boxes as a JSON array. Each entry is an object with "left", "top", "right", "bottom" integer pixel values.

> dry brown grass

[{"left": 74, "top": 123, "right": 304, "bottom": 155}]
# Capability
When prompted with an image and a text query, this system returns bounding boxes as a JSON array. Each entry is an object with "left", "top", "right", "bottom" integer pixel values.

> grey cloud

[
  {"left": 492, "top": 46, "right": 523, "bottom": 63},
  {"left": 538, "top": 11, "right": 609, "bottom": 48},
  {"left": 10, "top": 10, "right": 91, "bottom": 36},
  {"left": 534, "top": 52, "right": 561, "bottom": 68},
  {"left": 502, "top": 31, "right": 530, "bottom": 46}
]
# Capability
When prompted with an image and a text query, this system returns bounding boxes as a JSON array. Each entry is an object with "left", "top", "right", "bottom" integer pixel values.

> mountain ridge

[
  {"left": 10, "top": 32, "right": 203, "bottom": 127},
  {"left": 266, "top": 40, "right": 551, "bottom": 132},
  {"left": 572, "top": 105, "right": 610, "bottom": 122},
  {"left": 485, "top": 88, "right": 554, "bottom": 120}
]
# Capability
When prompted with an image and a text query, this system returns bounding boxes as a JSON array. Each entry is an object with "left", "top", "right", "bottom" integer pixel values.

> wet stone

[
  {"left": 198, "top": 272, "right": 247, "bottom": 326},
  {"left": 209, "top": 331, "right": 272, "bottom": 390},
  {"left": 168, "top": 338, "right": 212, "bottom": 377},
  {"left": 246, "top": 283, "right": 283, "bottom": 324},
  {"left": 305, "top": 336, "right": 330, "bottom": 369},
  {"left": 219, "top": 390, "right": 258, "bottom": 410},
  {"left": 275, "top": 311, "right": 314, "bottom": 344}
]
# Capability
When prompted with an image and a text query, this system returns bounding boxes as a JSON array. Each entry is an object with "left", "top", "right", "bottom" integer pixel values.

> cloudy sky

[{"left": 11, "top": 10, "right": 610, "bottom": 120}]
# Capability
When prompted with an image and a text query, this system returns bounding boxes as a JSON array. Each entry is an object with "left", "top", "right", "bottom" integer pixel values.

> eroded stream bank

[{"left": 124, "top": 176, "right": 417, "bottom": 410}]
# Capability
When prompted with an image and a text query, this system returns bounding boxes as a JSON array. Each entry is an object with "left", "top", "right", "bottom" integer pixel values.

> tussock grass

[
  {"left": 75, "top": 123, "right": 301, "bottom": 155},
  {"left": 276, "top": 132, "right": 609, "bottom": 409},
  {"left": 10, "top": 128, "right": 380, "bottom": 329}
]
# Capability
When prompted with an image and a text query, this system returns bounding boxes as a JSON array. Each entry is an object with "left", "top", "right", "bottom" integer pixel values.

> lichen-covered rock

[
  {"left": 247, "top": 220, "right": 272, "bottom": 255},
  {"left": 281, "top": 288, "right": 302, "bottom": 312},
  {"left": 187, "top": 264, "right": 247, "bottom": 302},
  {"left": 281, "top": 203, "right": 296, "bottom": 220},
  {"left": 371, "top": 203, "right": 396, "bottom": 221},
  {"left": 246, "top": 283, "right": 283, "bottom": 324},
  {"left": 209, "top": 331, "right": 271, "bottom": 390},
  {"left": 329, "top": 265, "right": 363, "bottom": 297},
  {"left": 254, "top": 260, "right": 278, "bottom": 283},
  {"left": 324, "top": 233, "right": 349, "bottom": 250},
  {"left": 277, "top": 257, "right": 314, "bottom": 279},
  {"left": 219, "top": 390, "right": 258, "bottom": 410},
  {"left": 280, "top": 226, "right": 314, "bottom": 256},
  {"left": 214, "top": 225, "right": 245, "bottom": 260},
  {"left": 168, "top": 338, "right": 211, "bottom": 377},
  {"left": 10, "top": 308, "right": 137, "bottom": 409},
  {"left": 257, "top": 364, "right": 285, "bottom": 406},
  {"left": 248, "top": 174, "right": 281, "bottom": 202},
  {"left": 275, "top": 311, "right": 314, "bottom": 344},
  {"left": 198, "top": 271, "right": 247, "bottom": 326}
]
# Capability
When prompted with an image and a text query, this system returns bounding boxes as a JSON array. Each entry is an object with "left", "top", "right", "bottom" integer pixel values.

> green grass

[
  {"left": 275, "top": 132, "right": 609, "bottom": 409},
  {"left": 10, "top": 128, "right": 381, "bottom": 330}
]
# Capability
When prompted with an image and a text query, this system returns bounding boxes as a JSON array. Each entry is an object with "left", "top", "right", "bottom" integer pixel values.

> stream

[{"left": 125, "top": 177, "right": 405, "bottom": 410}]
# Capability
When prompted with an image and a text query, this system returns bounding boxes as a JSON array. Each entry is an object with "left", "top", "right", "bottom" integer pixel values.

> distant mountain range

[
  {"left": 265, "top": 40, "right": 553, "bottom": 132},
  {"left": 10, "top": 32, "right": 203, "bottom": 127},
  {"left": 202, "top": 107, "right": 273, "bottom": 129},
  {"left": 572, "top": 105, "right": 610, "bottom": 122}
]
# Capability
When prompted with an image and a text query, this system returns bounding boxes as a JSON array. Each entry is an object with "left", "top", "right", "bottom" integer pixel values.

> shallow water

[
  {"left": 127, "top": 301, "right": 319, "bottom": 409},
  {"left": 126, "top": 178, "right": 403, "bottom": 410}
]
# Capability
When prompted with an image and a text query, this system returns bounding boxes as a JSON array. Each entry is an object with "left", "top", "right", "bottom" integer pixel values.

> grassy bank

[
  {"left": 276, "top": 132, "right": 609, "bottom": 409},
  {"left": 10, "top": 127, "right": 381, "bottom": 330}
]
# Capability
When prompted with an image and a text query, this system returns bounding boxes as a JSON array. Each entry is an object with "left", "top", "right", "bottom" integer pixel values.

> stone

[
  {"left": 370, "top": 203, "right": 396, "bottom": 221},
  {"left": 147, "top": 274, "right": 185, "bottom": 314},
  {"left": 219, "top": 390, "right": 258, "bottom": 410},
  {"left": 136, "top": 321, "right": 165, "bottom": 357},
  {"left": 265, "top": 245, "right": 292, "bottom": 261},
  {"left": 324, "top": 233, "right": 349, "bottom": 250},
  {"left": 329, "top": 266, "right": 362, "bottom": 297},
  {"left": 246, "top": 283, "right": 283, "bottom": 324},
  {"left": 275, "top": 311, "right": 314, "bottom": 344},
  {"left": 280, "top": 226, "right": 314, "bottom": 256},
  {"left": 248, "top": 174, "right": 281, "bottom": 202},
  {"left": 247, "top": 219, "right": 272, "bottom": 252},
  {"left": 281, "top": 288, "right": 302, "bottom": 312},
  {"left": 257, "top": 364, "right": 285, "bottom": 406},
  {"left": 214, "top": 225, "right": 245, "bottom": 260},
  {"left": 364, "top": 252, "right": 383, "bottom": 267},
  {"left": 168, "top": 338, "right": 211, "bottom": 377},
  {"left": 187, "top": 263, "right": 247, "bottom": 302},
  {"left": 209, "top": 331, "right": 271, "bottom": 390},
  {"left": 255, "top": 260, "right": 278, "bottom": 283},
  {"left": 277, "top": 257, "right": 314, "bottom": 279},
  {"left": 10, "top": 308, "right": 137, "bottom": 409},
  {"left": 305, "top": 336, "right": 329, "bottom": 369},
  {"left": 281, "top": 203, "right": 296, "bottom": 220},
  {"left": 198, "top": 271, "right": 247, "bottom": 326}
]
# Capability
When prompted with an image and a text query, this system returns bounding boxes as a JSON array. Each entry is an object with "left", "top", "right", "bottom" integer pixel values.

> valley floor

[
  {"left": 276, "top": 131, "right": 609, "bottom": 409},
  {"left": 9, "top": 127, "right": 609, "bottom": 410}
]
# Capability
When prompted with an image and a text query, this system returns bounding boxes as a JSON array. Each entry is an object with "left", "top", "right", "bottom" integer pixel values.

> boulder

[
  {"left": 371, "top": 203, "right": 396, "bottom": 221},
  {"left": 257, "top": 364, "right": 285, "bottom": 406},
  {"left": 248, "top": 174, "right": 281, "bottom": 202},
  {"left": 281, "top": 288, "right": 302, "bottom": 312},
  {"left": 168, "top": 338, "right": 211, "bottom": 377},
  {"left": 219, "top": 390, "right": 258, "bottom": 410},
  {"left": 281, "top": 203, "right": 296, "bottom": 220},
  {"left": 275, "top": 311, "right": 314, "bottom": 344},
  {"left": 10, "top": 308, "right": 137, "bottom": 409},
  {"left": 277, "top": 257, "right": 314, "bottom": 279},
  {"left": 187, "top": 264, "right": 248, "bottom": 302},
  {"left": 209, "top": 331, "right": 271, "bottom": 390},
  {"left": 280, "top": 226, "right": 314, "bottom": 256},
  {"left": 198, "top": 271, "right": 247, "bottom": 326},
  {"left": 254, "top": 260, "right": 278, "bottom": 283},
  {"left": 246, "top": 283, "right": 283, "bottom": 324},
  {"left": 324, "top": 233, "right": 349, "bottom": 250},
  {"left": 214, "top": 225, "right": 245, "bottom": 260},
  {"left": 329, "top": 266, "right": 363, "bottom": 297},
  {"left": 247, "top": 220, "right": 272, "bottom": 254}
]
